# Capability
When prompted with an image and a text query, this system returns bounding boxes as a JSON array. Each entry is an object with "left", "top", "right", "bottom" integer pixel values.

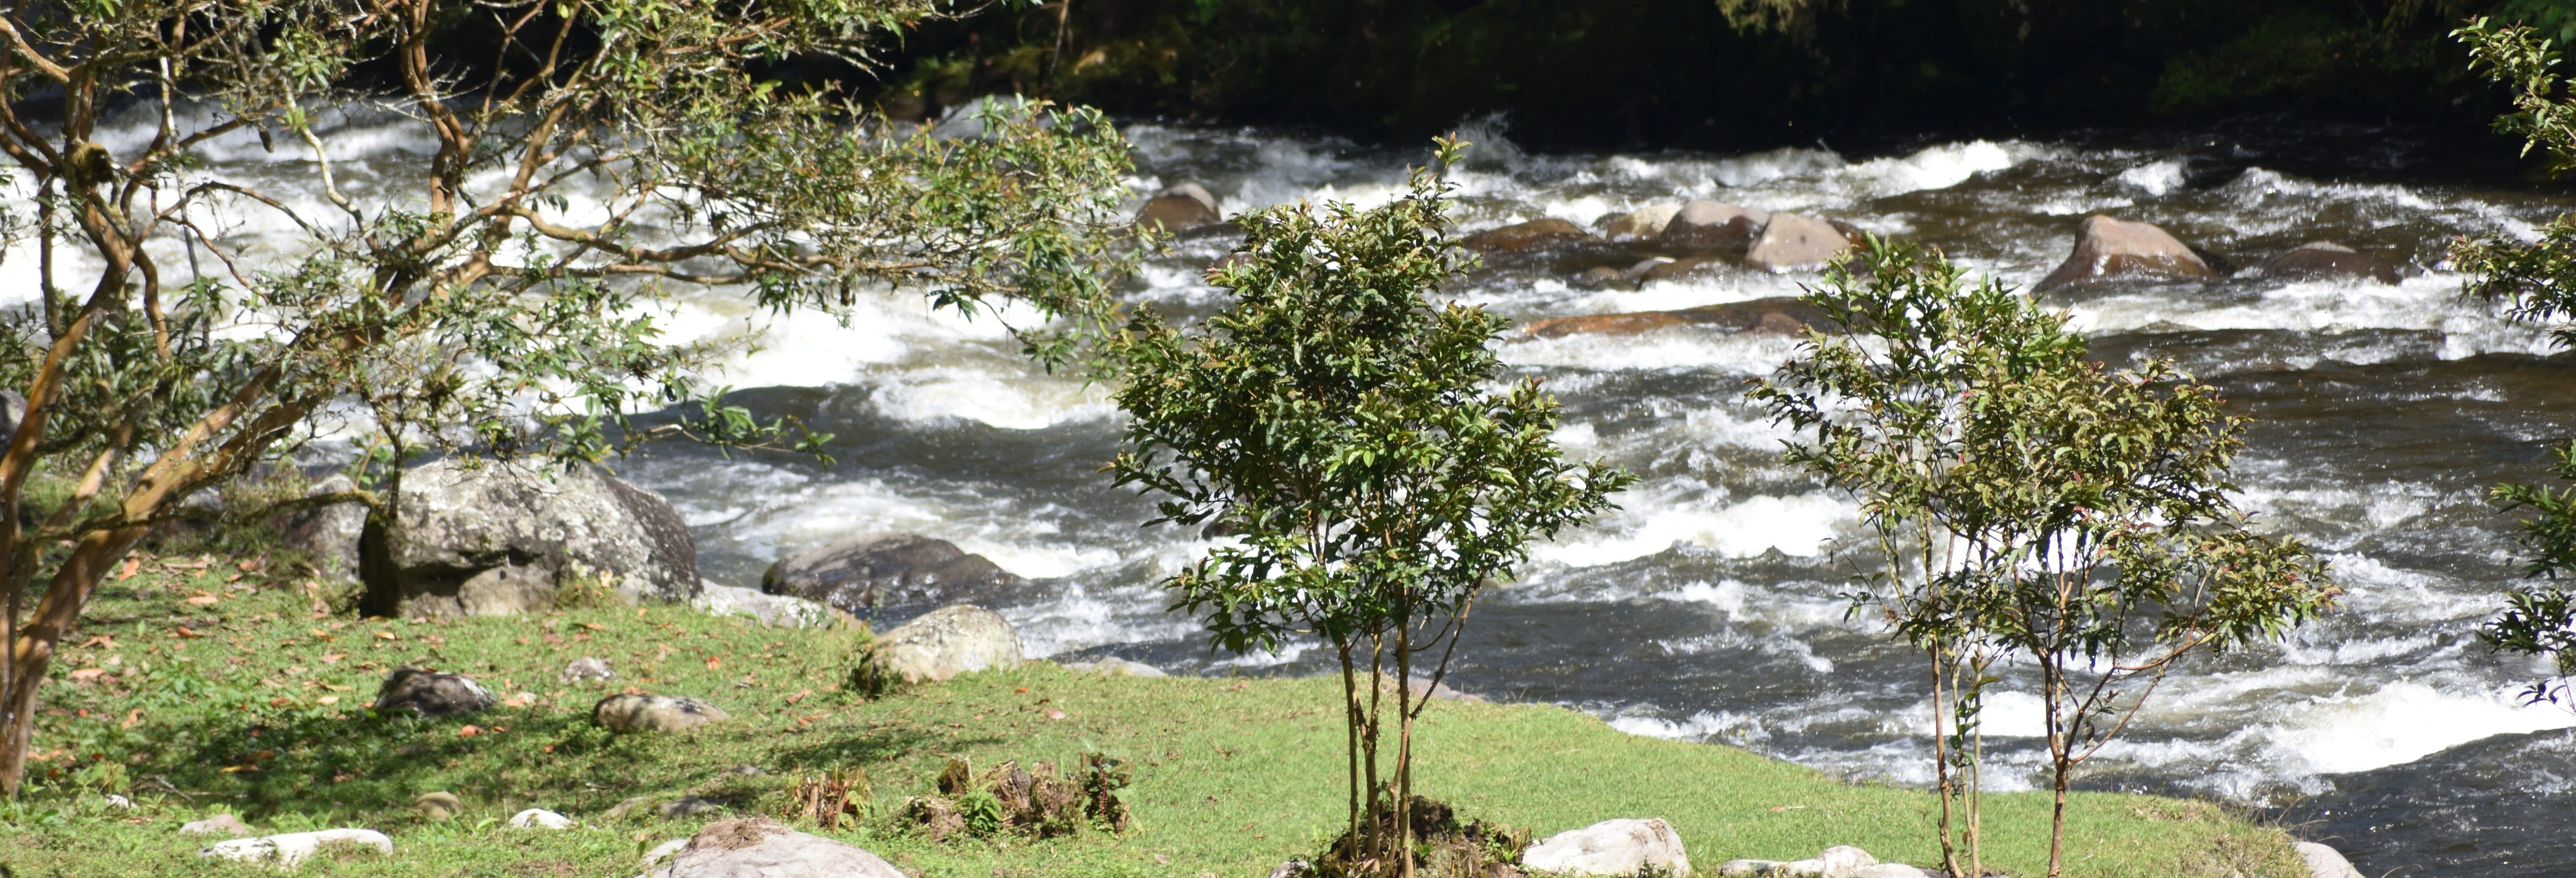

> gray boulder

[
  {"left": 359, "top": 460, "right": 697, "bottom": 617},
  {"left": 856, "top": 604, "right": 1025, "bottom": 692},
  {"left": 2035, "top": 215, "right": 2218, "bottom": 291},
  {"left": 644, "top": 819, "right": 903, "bottom": 878},
  {"left": 2255, "top": 241, "right": 2401, "bottom": 285},
  {"left": 2296, "top": 842, "right": 2364, "bottom": 878},
  {"left": 1522, "top": 817, "right": 1689, "bottom": 876},
  {"left": 1135, "top": 183, "right": 1221, "bottom": 232},
  {"left": 693, "top": 583, "right": 847, "bottom": 628},
  {"left": 762, "top": 532, "right": 1020, "bottom": 625},
  {"left": 371, "top": 666, "right": 493, "bottom": 717},
  {"left": 1744, "top": 213, "right": 1857, "bottom": 272},
  {"left": 198, "top": 828, "right": 392, "bottom": 869},
  {"left": 1660, "top": 201, "right": 1768, "bottom": 251},
  {"left": 593, "top": 694, "right": 729, "bottom": 733},
  {"left": 275, "top": 474, "right": 366, "bottom": 583}
]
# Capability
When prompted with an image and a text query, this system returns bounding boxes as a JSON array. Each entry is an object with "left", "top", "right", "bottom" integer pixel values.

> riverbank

[{"left": 0, "top": 544, "right": 2309, "bottom": 876}]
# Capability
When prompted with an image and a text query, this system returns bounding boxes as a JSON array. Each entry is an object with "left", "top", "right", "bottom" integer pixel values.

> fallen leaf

[
  {"left": 374, "top": 632, "right": 396, "bottom": 641},
  {"left": 316, "top": 696, "right": 339, "bottom": 705},
  {"left": 704, "top": 656, "right": 721, "bottom": 670},
  {"left": 75, "top": 635, "right": 113, "bottom": 650},
  {"left": 220, "top": 765, "right": 253, "bottom": 773},
  {"left": 67, "top": 668, "right": 106, "bottom": 681},
  {"left": 785, "top": 689, "right": 811, "bottom": 705},
  {"left": 324, "top": 684, "right": 352, "bottom": 692},
  {"left": 1014, "top": 687, "right": 1028, "bottom": 694},
  {"left": 184, "top": 594, "right": 219, "bottom": 606},
  {"left": 580, "top": 622, "right": 606, "bottom": 632},
  {"left": 319, "top": 654, "right": 344, "bottom": 664},
  {"left": 115, "top": 557, "right": 140, "bottom": 580},
  {"left": 267, "top": 697, "right": 292, "bottom": 708},
  {"left": 237, "top": 559, "right": 260, "bottom": 572},
  {"left": 457, "top": 725, "right": 481, "bottom": 737},
  {"left": 501, "top": 696, "right": 529, "bottom": 708},
  {"left": 1046, "top": 709, "right": 1066, "bottom": 720},
  {"left": 174, "top": 626, "right": 202, "bottom": 638},
  {"left": 119, "top": 709, "right": 142, "bottom": 729},
  {"left": 1769, "top": 805, "right": 1807, "bottom": 813}
]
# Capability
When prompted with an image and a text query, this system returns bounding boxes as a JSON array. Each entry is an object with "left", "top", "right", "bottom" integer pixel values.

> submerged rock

[
  {"left": 762, "top": 532, "right": 1021, "bottom": 625},
  {"left": 1461, "top": 218, "right": 1591, "bottom": 253},
  {"left": 1660, "top": 201, "right": 1768, "bottom": 250},
  {"left": 358, "top": 459, "right": 699, "bottom": 617},
  {"left": 371, "top": 666, "right": 494, "bottom": 717},
  {"left": 2255, "top": 241, "right": 2401, "bottom": 285},
  {"left": 2035, "top": 214, "right": 2217, "bottom": 291},
  {"left": 1136, "top": 182, "right": 1222, "bottom": 232},
  {"left": 1745, "top": 213, "right": 1857, "bottom": 272},
  {"left": 1522, "top": 297, "right": 1829, "bottom": 338},
  {"left": 593, "top": 693, "right": 730, "bottom": 733},
  {"left": 856, "top": 604, "right": 1026, "bottom": 692},
  {"left": 1522, "top": 817, "right": 1689, "bottom": 876},
  {"left": 1594, "top": 204, "right": 1683, "bottom": 241},
  {"left": 644, "top": 818, "right": 905, "bottom": 878}
]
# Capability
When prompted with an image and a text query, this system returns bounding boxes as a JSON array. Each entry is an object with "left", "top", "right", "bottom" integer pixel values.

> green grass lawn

[{"left": 0, "top": 547, "right": 2306, "bottom": 877}]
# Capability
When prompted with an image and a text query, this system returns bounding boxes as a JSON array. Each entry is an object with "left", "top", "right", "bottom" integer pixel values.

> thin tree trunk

[
  {"left": 1931, "top": 643, "right": 1960, "bottom": 878},
  {"left": 0, "top": 523, "right": 146, "bottom": 794},
  {"left": 2044, "top": 651, "right": 2069, "bottom": 878},
  {"left": 1340, "top": 638, "right": 1362, "bottom": 864},
  {"left": 1395, "top": 603, "right": 1415, "bottom": 878}
]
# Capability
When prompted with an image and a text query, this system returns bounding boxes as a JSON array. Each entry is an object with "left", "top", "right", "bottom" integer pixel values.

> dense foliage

[
  {"left": 0, "top": 0, "right": 1137, "bottom": 794},
  {"left": 1755, "top": 239, "right": 2334, "bottom": 878},
  {"left": 2454, "top": 17, "right": 2576, "bottom": 711},
  {"left": 1108, "top": 139, "right": 1630, "bottom": 877}
]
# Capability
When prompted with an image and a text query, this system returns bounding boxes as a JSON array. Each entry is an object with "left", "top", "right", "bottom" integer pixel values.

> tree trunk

[
  {"left": 0, "top": 524, "right": 146, "bottom": 794},
  {"left": 1394, "top": 605, "right": 1415, "bottom": 878}
]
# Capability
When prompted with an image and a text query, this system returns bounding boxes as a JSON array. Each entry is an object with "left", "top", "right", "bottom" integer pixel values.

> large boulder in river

[
  {"left": 1744, "top": 212, "right": 1856, "bottom": 272},
  {"left": 855, "top": 604, "right": 1025, "bottom": 693},
  {"left": 1522, "top": 818, "right": 1689, "bottom": 877},
  {"left": 2035, "top": 215, "right": 2217, "bottom": 291},
  {"left": 1595, "top": 204, "right": 1683, "bottom": 241},
  {"left": 358, "top": 460, "right": 698, "bottom": 617},
  {"left": 2294, "top": 841, "right": 2364, "bottom": 878},
  {"left": 1523, "top": 297, "right": 1830, "bottom": 338},
  {"left": 1659, "top": 201, "right": 1768, "bottom": 250},
  {"left": 644, "top": 818, "right": 904, "bottom": 878},
  {"left": 1135, "top": 183, "right": 1221, "bottom": 232},
  {"left": 1461, "top": 218, "right": 1590, "bottom": 253},
  {"left": 762, "top": 532, "right": 1021, "bottom": 624},
  {"left": 2254, "top": 241, "right": 2401, "bottom": 285}
]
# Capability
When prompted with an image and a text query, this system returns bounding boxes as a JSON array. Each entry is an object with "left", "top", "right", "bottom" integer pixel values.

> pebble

[{"left": 508, "top": 808, "right": 574, "bottom": 829}]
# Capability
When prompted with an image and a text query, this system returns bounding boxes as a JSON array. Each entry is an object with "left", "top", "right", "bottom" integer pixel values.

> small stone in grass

[
  {"left": 413, "top": 791, "right": 460, "bottom": 822},
  {"left": 593, "top": 693, "right": 729, "bottom": 732},
  {"left": 561, "top": 656, "right": 615, "bottom": 682},
  {"left": 661, "top": 796, "right": 726, "bottom": 818},
  {"left": 508, "top": 808, "right": 574, "bottom": 830},
  {"left": 179, "top": 814, "right": 250, "bottom": 836}
]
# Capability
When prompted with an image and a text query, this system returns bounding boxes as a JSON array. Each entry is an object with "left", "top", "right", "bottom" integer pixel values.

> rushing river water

[{"left": 11, "top": 106, "right": 2576, "bottom": 875}]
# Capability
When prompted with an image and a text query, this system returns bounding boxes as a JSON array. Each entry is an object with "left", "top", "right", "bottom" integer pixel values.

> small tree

[
  {"left": 0, "top": 0, "right": 1137, "bottom": 795},
  {"left": 2453, "top": 16, "right": 2576, "bottom": 708},
  {"left": 1107, "top": 138, "right": 1631, "bottom": 878},
  {"left": 1754, "top": 239, "right": 2335, "bottom": 878}
]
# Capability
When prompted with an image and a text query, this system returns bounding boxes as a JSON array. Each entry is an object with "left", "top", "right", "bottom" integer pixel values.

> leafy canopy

[{"left": 2454, "top": 16, "right": 2576, "bottom": 710}]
